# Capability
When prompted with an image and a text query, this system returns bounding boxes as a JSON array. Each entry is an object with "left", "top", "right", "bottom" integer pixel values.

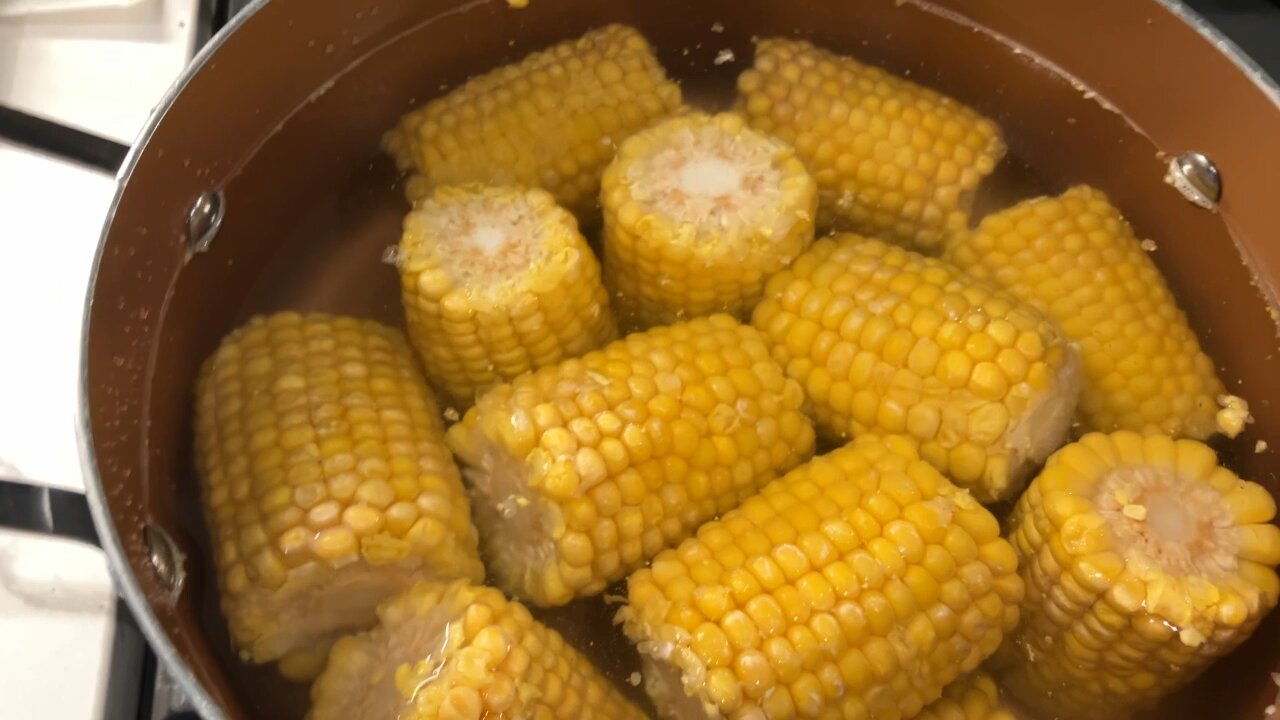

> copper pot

[{"left": 46, "top": 0, "right": 1280, "bottom": 717}]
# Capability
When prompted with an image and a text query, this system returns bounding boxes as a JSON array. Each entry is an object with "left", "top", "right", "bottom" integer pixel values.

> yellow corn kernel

[
  {"left": 447, "top": 315, "right": 815, "bottom": 606},
  {"left": 601, "top": 111, "right": 817, "bottom": 329},
  {"left": 621, "top": 436, "right": 1023, "bottom": 719},
  {"left": 753, "top": 235, "right": 1081, "bottom": 502},
  {"left": 384, "top": 24, "right": 682, "bottom": 218},
  {"left": 996, "top": 431, "right": 1280, "bottom": 719},
  {"left": 736, "top": 37, "right": 1005, "bottom": 251},
  {"left": 944, "top": 185, "right": 1227, "bottom": 439},
  {"left": 913, "top": 672, "right": 1015, "bottom": 720},
  {"left": 193, "top": 312, "right": 483, "bottom": 677},
  {"left": 310, "top": 579, "right": 645, "bottom": 720},
  {"left": 398, "top": 184, "right": 618, "bottom": 408}
]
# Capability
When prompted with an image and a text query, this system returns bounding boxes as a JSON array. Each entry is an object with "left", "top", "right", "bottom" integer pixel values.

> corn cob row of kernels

[
  {"left": 621, "top": 435, "right": 1024, "bottom": 720},
  {"left": 913, "top": 672, "right": 1015, "bottom": 720},
  {"left": 737, "top": 37, "right": 1006, "bottom": 252},
  {"left": 446, "top": 314, "right": 816, "bottom": 607},
  {"left": 384, "top": 24, "right": 683, "bottom": 219},
  {"left": 309, "top": 579, "right": 647, "bottom": 720},
  {"left": 996, "top": 431, "right": 1280, "bottom": 719},
  {"left": 398, "top": 184, "right": 618, "bottom": 408},
  {"left": 753, "top": 234, "right": 1082, "bottom": 503},
  {"left": 944, "top": 185, "right": 1228, "bottom": 439},
  {"left": 601, "top": 111, "right": 817, "bottom": 329},
  {"left": 194, "top": 312, "right": 484, "bottom": 679}
]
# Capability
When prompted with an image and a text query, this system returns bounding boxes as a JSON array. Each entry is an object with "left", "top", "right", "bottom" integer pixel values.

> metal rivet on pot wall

[
  {"left": 185, "top": 189, "right": 224, "bottom": 256},
  {"left": 1165, "top": 151, "right": 1221, "bottom": 210},
  {"left": 144, "top": 524, "right": 186, "bottom": 600}
]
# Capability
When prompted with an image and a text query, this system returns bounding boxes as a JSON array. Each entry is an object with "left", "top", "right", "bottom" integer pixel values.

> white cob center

[
  {"left": 677, "top": 157, "right": 744, "bottom": 198},
  {"left": 630, "top": 125, "right": 788, "bottom": 235},
  {"left": 319, "top": 602, "right": 458, "bottom": 719},
  {"left": 460, "top": 432, "right": 558, "bottom": 591},
  {"left": 1002, "top": 345, "right": 1083, "bottom": 495},
  {"left": 410, "top": 191, "right": 555, "bottom": 287},
  {"left": 1095, "top": 466, "right": 1238, "bottom": 576},
  {"left": 466, "top": 224, "right": 511, "bottom": 256},
  {"left": 640, "top": 654, "right": 714, "bottom": 720}
]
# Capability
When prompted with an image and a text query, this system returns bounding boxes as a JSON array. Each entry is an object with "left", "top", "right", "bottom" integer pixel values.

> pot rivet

[
  {"left": 1166, "top": 151, "right": 1221, "bottom": 210},
  {"left": 144, "top": 524, "right": 186, "bottom": 600},
  {"left": 186, "top": 190, "right": 225, "bottom": 256}
]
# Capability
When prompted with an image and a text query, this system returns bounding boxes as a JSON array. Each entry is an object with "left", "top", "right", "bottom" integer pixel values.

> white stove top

[{"left": 0, "top": 1, "right": 199, "bottom": 718}]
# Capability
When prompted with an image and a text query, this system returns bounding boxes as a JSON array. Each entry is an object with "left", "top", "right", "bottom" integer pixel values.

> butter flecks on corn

[
  {"left": 914, "top": 672, "right": 1015, "bottom": 720},
  {"left": 309, "top": 579, "right": 647, "bottom": 720},
  {"left": 944, "top": 185, "right": 1228, "bottom": 439},
  {"left": 737, "top": 37, "right": 1005, "bottom": 252},
  {"left": 997, "top": 431, "right": 1280, "bottom": 720},
  {"left": 753, "top": 234, "right": 1081, "bottom": 503},
  {"left": 398, "top": 184, "right": 618, "bottom": 408},
  {"left": 384, "top": 24, "right": 682, "bottom": 218},
  {"left": 446, "top": 314, "right": 816, "bottom": 607},
  {"left": 193, "top": 312, "right": 484, "bottom": 679},
  {"left": 601, "top": 111, "right": 817, "bottom": 330},
  {"left": 621, "top": 435, "right": 1025, "bottom": 720}
]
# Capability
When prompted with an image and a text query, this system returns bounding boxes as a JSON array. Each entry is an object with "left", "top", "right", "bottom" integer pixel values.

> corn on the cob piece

[
  {"left": 736, "top": 37, "right": 1005, "bottom": 252},
  {"left": 997, "top": 431, "right": 1280, "bottom": 719},
  {"left": 383, "top": 24, "right": 683, "bottom": 218},
  {"left": 601, "top": 111, "right": 818, "bottom": 329},
  {"left": 446, "top": 314, "right": 816, "bottom": 607},
  {"left": 194, "top": 312, "right": 484, "bottom": 679},
  {"left": 944, "top": 185, "right": 1227, "bottom": 439},
  {"left": 752, "top": 234, "right": 1081, "bottom": 503},
  {"left": 621, "top": 435, "right": 1025, "bottom": 720},
  {"left": 913, "top": 672, "right": 1015, "bottom": 720},
  {"left": 398, "top": 184, "right": 618, "bottom": 408},
  {"left": 309, "top": 579, "right": 647, "bottom": 720}
]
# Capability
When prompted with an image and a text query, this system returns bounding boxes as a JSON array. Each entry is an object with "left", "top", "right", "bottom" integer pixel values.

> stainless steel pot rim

[
  {"left": 72, "top": 1, "right": 1280, "bottom": 718},
  {"left": 1158, "top": 0, "right": 1280, "bottom": 111}
]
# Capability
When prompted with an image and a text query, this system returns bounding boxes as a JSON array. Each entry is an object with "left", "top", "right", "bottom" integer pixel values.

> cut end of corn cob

[
  {"left": 399, "top": 184, "right": 618, "bottom": 408},
  {"left": 621, "top": 435, "right": 1024, "bottom": 720},
  {"left": 638, "top": 653, "right": 715, "bottom": 720},
  {"left": 944, "top": 185, "right": 1226, "bottom": 439},
  {"left": 383, "top": 24, "right": 682, "bottom": 218},
  {"left": 446, "top": 314, "right": 816, "bottom": 607},
  {"left": 405, "top": 184, "right": 571, "bottom": 284},
  {"left": 753, "top": 234, "right": 1082, "bottom": 503},
  {"left": 309, "top": 579, "right": 647, "bottom": 720},
  {"left": 1000, "top": 431, "right": 1280, "bottom": 719},
  {"left": 602, "top": 111, "right": 817, "bottom": 329},
  {"left": 914, "top": 672, "right": 1015, "bottom": 720},
  {"left": 737, "top": 37, "right": 1006, "bottom": 251},
  {"left": 194, "top": 312, "right": 484, "bottom": 675}
]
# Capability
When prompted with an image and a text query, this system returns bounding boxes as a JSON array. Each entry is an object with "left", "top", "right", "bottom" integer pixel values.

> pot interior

[{"left": 84, "top": 0, "right": 1280, "bottom": 717}]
